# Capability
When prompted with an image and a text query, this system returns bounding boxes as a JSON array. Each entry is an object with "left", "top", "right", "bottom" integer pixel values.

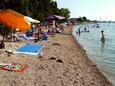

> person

[
  {"left": 47, "top": 29, "right": 51, "bottom": 35},
  {"left": 78, "top": 28, "right": 81, "bottom": 35},
  {"left": 42, "top": 31, "right": 48, "bottom": 41},
  {"left": 76, "top": 31, "right": 78, "bottom": 34},
  {"left": 84, "top": 27, "right": 89, "bottom": 32},
  {"left": 101, "top": 30, "right": 105, "bottom": 42},
  {"left": 84, "top": 27, "right": 86, "bottom": 31},
  {"left": 26, "top": 28, "right": 34, "bottom": 37},
  {"left": 0, "top": 41, "right": 5, "bottom": 49}
]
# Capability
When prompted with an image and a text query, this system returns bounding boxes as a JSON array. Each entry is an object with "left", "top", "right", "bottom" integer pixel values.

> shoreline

[
  {"left": 74, "top": 35, "right": 115, "bottom": 86},
  {"left": 72, "top": 34, "right": 113, "bottom": 85},
  {"left": 0, "top": 33, "right": 113, "bottom": 86}
]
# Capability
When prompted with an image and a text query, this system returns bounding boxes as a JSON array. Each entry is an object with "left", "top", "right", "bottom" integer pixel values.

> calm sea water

[{"left": 73, "top": 22, "right": 115, "bottom": 85}]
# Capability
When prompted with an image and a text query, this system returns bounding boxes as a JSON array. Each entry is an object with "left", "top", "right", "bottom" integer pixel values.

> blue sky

[{"left": 55, "top": 0, "right": 115, "bottom": 21}]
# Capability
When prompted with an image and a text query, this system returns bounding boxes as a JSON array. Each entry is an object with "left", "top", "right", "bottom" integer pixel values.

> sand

[{"left": 0, "top": 34, "right": 113, "bottom": 86}]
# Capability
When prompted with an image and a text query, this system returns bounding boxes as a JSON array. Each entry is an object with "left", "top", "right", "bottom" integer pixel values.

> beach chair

[
  {"left": 22, "top": 34, "right": 35, "bottom": 41},
  {"left": 13, "top": 34, "right": 35, "bottom": 42}
]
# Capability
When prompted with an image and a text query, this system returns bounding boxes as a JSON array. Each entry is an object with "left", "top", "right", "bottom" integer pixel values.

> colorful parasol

[{"left": 0, "top": 9, "right": 31, "bottom": 31}]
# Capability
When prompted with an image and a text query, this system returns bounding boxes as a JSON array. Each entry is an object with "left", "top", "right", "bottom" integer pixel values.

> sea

[{"left": 73, "top": 22, "right": 115, "bottom": 85}]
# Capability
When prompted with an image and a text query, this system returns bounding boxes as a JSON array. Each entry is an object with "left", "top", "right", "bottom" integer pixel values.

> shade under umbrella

[{"left": 0, "top": 9, "right": 31, "bottom": 32}]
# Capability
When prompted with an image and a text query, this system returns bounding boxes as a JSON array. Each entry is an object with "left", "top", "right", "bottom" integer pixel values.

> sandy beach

[{"left": 0, "top": 33, "right": 113, "bottom": 86}]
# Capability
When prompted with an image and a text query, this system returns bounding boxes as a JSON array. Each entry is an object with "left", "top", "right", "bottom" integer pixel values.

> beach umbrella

[
  {"left": 46, "top": 15, "right": 65, "bottom": 29},
  {"left": 0, "top": 9, "right": 31, "bottom": 50},
  {"left": 0, "top": 9, "right": 31, "bottom": 32},
  {"left": 54, "top": 15, "right": 66, "bottom": 20},
  {"left": 25, "top": 16, "right": 40, "bottom": 23},
  {"left": 46, "top": 15, "right": 65, "bottom": 20}
]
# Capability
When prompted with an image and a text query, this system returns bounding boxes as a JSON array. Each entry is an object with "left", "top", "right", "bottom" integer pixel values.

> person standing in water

[
  {"left": 84, "top": 27, "right": 86, "bottom": 31},
  {"left": 101, "top": 30, "right": 105, "bottom": 42},
  {"left": 78, "top": 28, "right": 81, "bottom": 35}
]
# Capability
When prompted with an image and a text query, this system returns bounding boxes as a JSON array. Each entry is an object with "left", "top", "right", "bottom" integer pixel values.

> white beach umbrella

[
  {"left": 25, "top": 16, "right": 40, "bottom": 23},
  {"left": 54, "top": 15, "right": 65, "bottom": 20}
]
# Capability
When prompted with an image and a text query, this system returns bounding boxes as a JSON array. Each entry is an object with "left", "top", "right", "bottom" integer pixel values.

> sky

[{"left": 55, "top": 0, "right": 115, "bottom": 21}]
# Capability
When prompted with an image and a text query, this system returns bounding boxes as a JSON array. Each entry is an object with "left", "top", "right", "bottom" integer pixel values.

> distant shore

[{"left": 0, "top": 32, "right": 113, "bottom": 86}]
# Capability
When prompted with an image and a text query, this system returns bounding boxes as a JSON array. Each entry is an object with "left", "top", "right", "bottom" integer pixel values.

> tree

[
  {"left": 78, "top": 17, "right": 84, "bottom": 22},
  {"left": 77, "top": 16, "right": 88, "bottom": 23},
  {"left": 0, "top": 0, "right": 71, "bottom": 22},
  {"left": 59, "top": 8, "right": 70, "bottom": 18},
  {"left": 82, "top": 16, "right": 87, "bottom": 22}
]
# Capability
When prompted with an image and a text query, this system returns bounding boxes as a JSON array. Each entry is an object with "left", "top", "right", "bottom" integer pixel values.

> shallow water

[{"left": 73, "top": 22, "right": 115, "bottom": 85}]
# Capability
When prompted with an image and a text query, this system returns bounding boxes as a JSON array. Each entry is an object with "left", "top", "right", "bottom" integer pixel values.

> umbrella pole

[
  {"left": 2, "top": 24, "right": 5, "bottom": 42},
  {"left": 11, "top": 28, "right": 13, "bottom": 52},
  {"left": 1, "top": 24, "right": 5, "bottom": 49}
]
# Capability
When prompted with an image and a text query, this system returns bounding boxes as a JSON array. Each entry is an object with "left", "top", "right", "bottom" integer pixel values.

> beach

[{"left": 0, "top": 33, "right": 113, "bottom": 86}]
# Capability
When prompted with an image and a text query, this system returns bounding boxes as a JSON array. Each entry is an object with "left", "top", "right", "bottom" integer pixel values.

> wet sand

[{"left": 0, "top": 34, "right": 113, "bottom": 86}]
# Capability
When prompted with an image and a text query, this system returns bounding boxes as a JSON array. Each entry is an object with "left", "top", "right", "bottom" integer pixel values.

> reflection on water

[
  {"left": 101, "top": 40, "right": 105, "bottom": 53},
  {"left": 73, "top": 22, "right": 115, "bottom": 85}
]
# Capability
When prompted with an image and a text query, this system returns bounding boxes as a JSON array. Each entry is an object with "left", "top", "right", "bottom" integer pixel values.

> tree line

[{"left": 0, "top": 0, "right": 70, "bottom": 22}]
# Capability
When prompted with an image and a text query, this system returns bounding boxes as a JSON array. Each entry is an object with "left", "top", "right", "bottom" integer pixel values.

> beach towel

[
  {"left": 0, "top": 63, "right": 28, "bottom": 72},
  {"left": 16, "top": 44, "right": 44, "bottom": 55}
]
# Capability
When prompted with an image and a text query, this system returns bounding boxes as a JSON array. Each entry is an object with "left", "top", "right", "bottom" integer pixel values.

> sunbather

[{"left": 0, "top": 41, "right": 5, "bottom": 49}]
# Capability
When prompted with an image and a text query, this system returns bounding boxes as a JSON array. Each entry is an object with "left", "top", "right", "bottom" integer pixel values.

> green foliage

[
  {"left": 82, "top": 16, "right": 87, "bottom": 22},
  {"left": 60, "top": 8, "right": 70, "bottom": 18},
  {"left": 0, "top": 0, "right": 70, "bottom": 22},
  {"left": 77, "top": 16, "right": 88, "bottom": 23}
]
